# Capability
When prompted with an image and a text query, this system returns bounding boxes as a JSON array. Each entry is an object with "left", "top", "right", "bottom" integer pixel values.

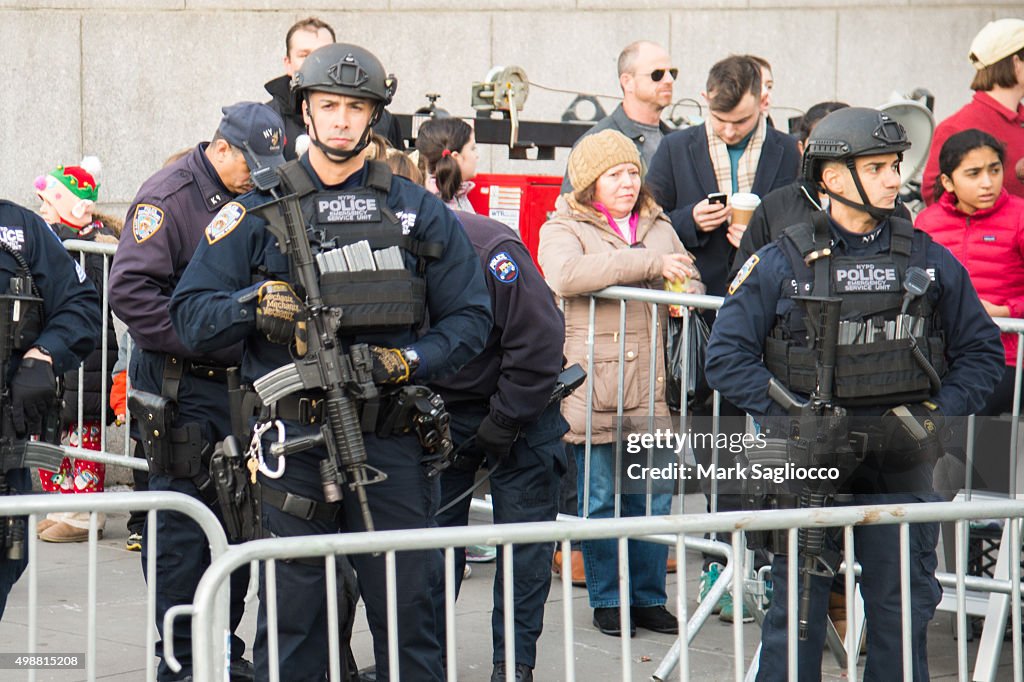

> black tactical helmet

[
  {"left": 801, "top": 107, "right": 910, "bottom": 183},
  {"left": 292, "top": 43, "right": 397, "bottom": 107},
  {"left": 291, "top": 43, "right": 398, "bottom": 162}
]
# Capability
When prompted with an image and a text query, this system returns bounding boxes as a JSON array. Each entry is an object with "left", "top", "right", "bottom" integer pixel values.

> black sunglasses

[{"left": 640, "top": 68, "right": 678, "bottom": 82}]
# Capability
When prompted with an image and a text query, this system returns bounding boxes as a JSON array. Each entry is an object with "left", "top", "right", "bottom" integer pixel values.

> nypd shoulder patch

[
  {"left": 132, "top": 204, "right": 164, "bottom": 243},
  {"left": 488, "top": 251, "right": 519, "bottom": 283},
  {"left": 205, "top": 202, "right": 246, "bottom": 245},
  {"left": 727, "top": 254, "right": 759, "bottom": 295}
]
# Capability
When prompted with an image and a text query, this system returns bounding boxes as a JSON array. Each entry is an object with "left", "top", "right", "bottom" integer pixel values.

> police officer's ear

[
  {"left": 819, "top": 161, "right": 847, "bottom": 196},
  {"left": 301, "top": 97, "right": 311, "bottom": 130},
  {"left": 209, "top": 138, "right": 233, "bottom": 162}
]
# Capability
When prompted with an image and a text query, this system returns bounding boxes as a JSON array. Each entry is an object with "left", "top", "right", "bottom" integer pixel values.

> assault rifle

[
  {"left": 0, "top": 286, "right": 66, "bottom": 559},
  {"left": 248, "top": 166, "right": 385, "bottom": 533},
  {"left": 767, "top": 296, "right": 855, "bottom": 641}
]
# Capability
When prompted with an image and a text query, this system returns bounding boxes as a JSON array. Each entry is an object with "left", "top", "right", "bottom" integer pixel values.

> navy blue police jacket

[
  {"left": 109, "top": 144, "right": 242, "bottom": 365},
  {"left": 705, "top": 216, "right": 1005, "bottom": 419},
  {"left": 168, "top": 157, "right": 492, "bottom": 386},
  {"left": 431, "top": 211, "right": 565, "bottom": 426},
  {"left": 0, "top": 201, "right": 99, "bottom": 377}
]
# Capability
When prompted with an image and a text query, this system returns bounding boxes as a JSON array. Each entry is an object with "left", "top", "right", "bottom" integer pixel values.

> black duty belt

[
  {"left": 262, "top": 485, "right": 338, "bottom": 523},
  {"left": 185, "top": 360, "right": 232, "bottom": 383},
  {"left": 273, "top": 392, "right": 327, "bottom": 425}
]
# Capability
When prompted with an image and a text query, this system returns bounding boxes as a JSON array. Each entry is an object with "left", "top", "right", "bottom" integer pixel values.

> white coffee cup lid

[{"left": 730, "top": 192, "right": 761, "bottom": 209}]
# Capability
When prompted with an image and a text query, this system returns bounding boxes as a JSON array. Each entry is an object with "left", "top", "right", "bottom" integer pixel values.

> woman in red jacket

[{"left": 916, "top": 128, "right": 1024, "bottom": 415}]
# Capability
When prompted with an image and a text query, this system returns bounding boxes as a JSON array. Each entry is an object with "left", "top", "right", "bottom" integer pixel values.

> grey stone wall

[{"left": 1, "top": 2, "right": 1019, "bottom": 214}]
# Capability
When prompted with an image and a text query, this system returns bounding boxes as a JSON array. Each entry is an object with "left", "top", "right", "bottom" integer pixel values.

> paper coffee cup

[{"left": 730, "top": 192, "right": 761, "bottom": 226}]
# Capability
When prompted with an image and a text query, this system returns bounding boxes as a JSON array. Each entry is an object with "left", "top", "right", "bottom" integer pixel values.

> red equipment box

[{"left": 466, "top": 173, "right": 564, "bottom": 269}]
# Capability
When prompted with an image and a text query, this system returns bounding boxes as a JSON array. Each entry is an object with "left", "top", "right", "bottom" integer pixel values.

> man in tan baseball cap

[
  {"left": 969, "top": 18, "right": 1024, "bottom": 69},
  {"left": 922, "top": 18, "right": 1024, "bottom": 205}
]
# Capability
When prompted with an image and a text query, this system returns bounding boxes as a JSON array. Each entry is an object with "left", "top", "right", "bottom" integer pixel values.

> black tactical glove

[
  {"left": 369, "top": 346, "right": 412, "bottom": 385},
  {"left": 255, "top": 281, "right": 303, "bottom": 346},
  {"left": 11, "top": 358, "right": 57, "bottom": 437},
  {"left": 880, "top": 401, "right": 945, "bottom": 468},
  {"left": 475, "top": 412, "right": 521, "bottom": 464}
]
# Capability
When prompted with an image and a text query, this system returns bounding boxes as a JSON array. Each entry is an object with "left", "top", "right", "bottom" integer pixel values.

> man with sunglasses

[
  {"left": 646, "top": 54, "right": 800, "bottom": 622},
  {"left": 559, "top": 41, "right": 676, "bottom": 194},
  {"left": 108, "top": 101, "right": 286, "bottom": 682}
]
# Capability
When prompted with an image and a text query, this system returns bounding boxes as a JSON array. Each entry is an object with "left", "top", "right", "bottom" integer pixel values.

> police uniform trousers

[
  {"left": 256, "top": 426, "right": 443, "bottom": 682},
  {"left": 0, "top": 467, "right": 32, "bottom": 619},
  {"left": 433, "top": 403, "right": 565, "bottom": 669},
  {"left": 131, "top": 350, "right": 250, "bottom": 680},
  {"left": 756, "top": 459, "right": 943, "bottom": 682}
]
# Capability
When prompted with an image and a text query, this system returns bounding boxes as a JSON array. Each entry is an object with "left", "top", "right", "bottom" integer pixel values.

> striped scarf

[{"left": 705, "top": 114, "right": 766, "bottom": 195}]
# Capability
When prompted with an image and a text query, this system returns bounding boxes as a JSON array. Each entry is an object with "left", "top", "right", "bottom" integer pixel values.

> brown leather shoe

[
  {"left": 39, "top": 522, "right": 101, "bottom": 543},
  {"left": 36, "top": 518, "right": 58, "bottom": 535},
  {"left": 829, "top": 591, "right": 847, "bottom": 641},
  {"left": 666, "top": 557, "right": 677, "bottom": 574},
  {"left": 552, "top": 549, "right": 586, "bottom": 586}
]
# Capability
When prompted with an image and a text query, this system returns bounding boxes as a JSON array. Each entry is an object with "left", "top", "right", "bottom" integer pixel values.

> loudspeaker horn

[{"left": 879, "top": 93, "right": 935, "bottom": 188}]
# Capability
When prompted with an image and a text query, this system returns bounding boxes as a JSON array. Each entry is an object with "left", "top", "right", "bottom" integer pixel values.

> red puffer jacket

[{"left": 916, "top": 189, "right": 1024, "bottom": 366}]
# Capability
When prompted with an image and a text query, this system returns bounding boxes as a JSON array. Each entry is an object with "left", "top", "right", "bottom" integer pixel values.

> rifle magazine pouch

[
  {"left": 766, "top": 336, "right": 946, "bottom": 407},
  {"left": 319, "top": 270, "right": 425, "bottom": 333}
]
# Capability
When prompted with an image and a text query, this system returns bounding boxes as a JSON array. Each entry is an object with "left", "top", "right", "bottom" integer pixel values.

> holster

[
  {"left": 128, "top": 388, "right": 207, "bottom": 478},
  {"left": 209, "top": 436, "right": 261, "bottom": 542},
  {"left": 377, "top": 385, "right": 453, "bottom": 466}
]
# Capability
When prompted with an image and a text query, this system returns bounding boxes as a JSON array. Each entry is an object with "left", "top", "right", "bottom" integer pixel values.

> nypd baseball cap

[
  {"left": 217, "top": 102, "right": 286, "bottom": 171},
  {"left": 969, "top": 18, "right": 1024, "bottom": 70}
]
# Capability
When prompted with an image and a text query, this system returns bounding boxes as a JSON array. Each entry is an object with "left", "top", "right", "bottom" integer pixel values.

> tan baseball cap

[{"left": 969, "top": 18, "right": 1024, "bottom": 70}]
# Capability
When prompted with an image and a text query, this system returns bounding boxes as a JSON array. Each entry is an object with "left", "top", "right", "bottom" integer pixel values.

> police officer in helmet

[
  {"left": 0, "top": 200, "right": 99, "bottom": 618},
  {"left": 170, "top": 43, "right": 491, "bottom": 682},
  {"left": 706, "top": 107, "right": 1004, "bottom": 680}
]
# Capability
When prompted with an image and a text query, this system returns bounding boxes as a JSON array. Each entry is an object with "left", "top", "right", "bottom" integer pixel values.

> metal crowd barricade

[
  {"left": 0, "top": 491, "right": 228, "bottom": 682},
  {"left": 186, "top": 499, "right": 1024, "bottom": 682}
]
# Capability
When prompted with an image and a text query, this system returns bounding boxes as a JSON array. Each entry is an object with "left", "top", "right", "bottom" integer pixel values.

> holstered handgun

[
  {"left": 128, "top": 388, "right": 205, "bottom": 478},
  {"left": 210, "top": 436, "right": 261, "bottom": 542}
]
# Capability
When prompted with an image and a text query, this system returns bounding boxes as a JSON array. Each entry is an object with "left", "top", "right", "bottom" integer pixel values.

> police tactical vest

[
  {"left": 764, "top": 214, "right": 947, "bottom": 406},
  {"left": 276, "top": 160, "right": 441, "bottom": 333}
]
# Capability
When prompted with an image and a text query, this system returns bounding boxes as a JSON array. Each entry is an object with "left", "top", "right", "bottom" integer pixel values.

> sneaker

[
  {"left": 592, "top": 607, "right": 636, "bottom": 637},
  {"left": 463, "top": 563, "right": 472, "bottom": 580},
  {"left": 698, "top": 562, "right": 724, "bottom": 615},
  {"left": 126, "top": 532, "right": 143, "bottom": 552},
  {"left": 631, "top": 605, "right": 679, "bottom": 634},
  {"left": 490, "top": 662, "right": 533, "bottom": 681},
  {"left": 466, "top": 544, "right": 497, "bottom": 563},
  {"left": 719, "top": 589, "right": 753, "bottom": 623}
]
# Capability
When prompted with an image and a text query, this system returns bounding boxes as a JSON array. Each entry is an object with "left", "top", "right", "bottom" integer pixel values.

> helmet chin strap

[
  {"left": 305, "top": 94, "right": 386, "bottom": 164},
  {"left": 821, "top": 158, "right": 896, "bottom": 222}
]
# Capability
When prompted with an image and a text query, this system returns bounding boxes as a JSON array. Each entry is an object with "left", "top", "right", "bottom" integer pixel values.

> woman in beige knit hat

[{"left": 538, "top": 129, "right": 703, "bottom": 637}]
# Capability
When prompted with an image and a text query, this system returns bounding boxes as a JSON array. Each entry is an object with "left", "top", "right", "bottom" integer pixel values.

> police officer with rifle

[
  {"left": 0, "top": 200, "right": 99, "bottom": 618},
  {"left": 705, "top": 107, "right": 1005, "bottom": 681},
  {"left": 170, "top": 43, "right": 491, "bottom": 682}
]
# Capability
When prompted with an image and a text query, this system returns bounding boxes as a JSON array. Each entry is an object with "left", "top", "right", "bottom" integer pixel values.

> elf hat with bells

[{"left": 34, "top": 156, "right": 102, "bottom": 228}]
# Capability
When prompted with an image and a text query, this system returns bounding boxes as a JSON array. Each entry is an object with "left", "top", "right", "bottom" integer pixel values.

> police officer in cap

[
  {"left": 705, "top": 107, "right": 1005, "bottom": 680},
  {"left": 169, "top": 43, "right": 491, "bottom": 681},
  {"left": 0, "top": 200, "right": 99, "bottom": 618},
  {"left": 109, "top": 102, "right": 286, "bottom": 682},
  {"left": 431, "top": 210, "right": 568, "bottom": 682}
]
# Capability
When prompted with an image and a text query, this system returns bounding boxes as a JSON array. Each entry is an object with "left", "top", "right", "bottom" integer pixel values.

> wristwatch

[{"left": 401, "top": 347, "right": 421, "bottom": 373}]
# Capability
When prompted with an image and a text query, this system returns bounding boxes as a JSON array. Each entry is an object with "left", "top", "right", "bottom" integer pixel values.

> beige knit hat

[{"left": 567, "top": 129, "right": 642, "bottom": 193}]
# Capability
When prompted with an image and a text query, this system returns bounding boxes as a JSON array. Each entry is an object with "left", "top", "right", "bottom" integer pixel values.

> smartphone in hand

[{"left": 707, "top": 192, "right": 727, "bottom": 206}]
